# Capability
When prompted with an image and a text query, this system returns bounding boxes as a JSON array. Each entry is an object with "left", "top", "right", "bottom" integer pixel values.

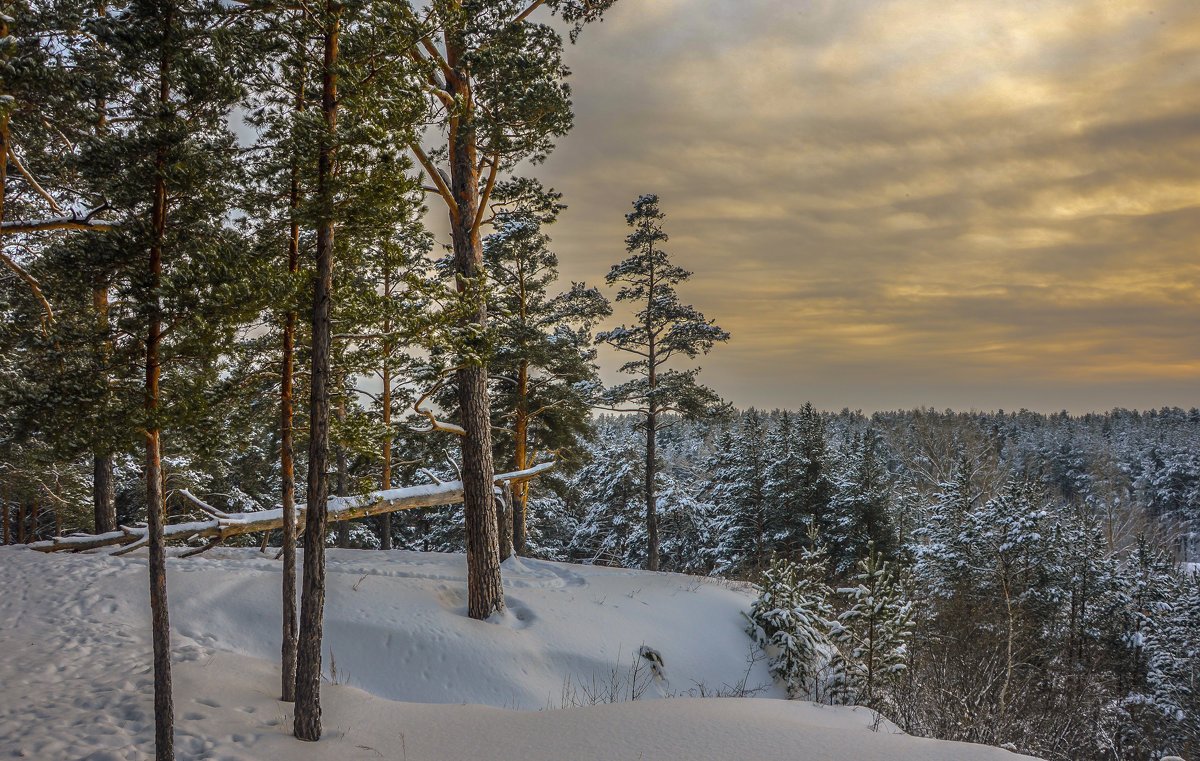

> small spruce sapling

[
  {"left": 828, "top": 543, "right": 914, "bottom": 709},
  {"left": 745, "top": 546, "right": 836, "bottom": 699}
]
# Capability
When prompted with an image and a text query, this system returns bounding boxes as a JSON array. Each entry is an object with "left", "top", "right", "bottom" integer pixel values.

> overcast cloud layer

[{"left": 529, "top": 0, "right": 1200, "bottom": 413}]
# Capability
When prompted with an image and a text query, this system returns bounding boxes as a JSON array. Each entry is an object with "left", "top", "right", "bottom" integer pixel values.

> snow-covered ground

[{"left": 0, "top": 546, "right": 1040, "bottom": 760}]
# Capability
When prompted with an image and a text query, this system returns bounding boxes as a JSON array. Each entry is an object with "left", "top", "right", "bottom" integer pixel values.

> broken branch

[{"left": 413, "top": 370, "right": 468, "bottom": 437}]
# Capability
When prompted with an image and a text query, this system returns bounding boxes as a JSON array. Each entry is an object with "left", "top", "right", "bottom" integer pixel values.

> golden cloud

[{"left": 535, "top": 0, "right": 1200, "bottom": 411}]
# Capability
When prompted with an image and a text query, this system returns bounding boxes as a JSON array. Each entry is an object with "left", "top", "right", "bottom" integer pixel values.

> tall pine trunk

[
  {"left": 2, "top": 487, "right": 9, "bottom": 545},
  {"left": 512, "top": 360, "right": 529, "bottom": 555},
  {"left": 457, "top": 358, "right": 504, "bottom": 619},
  {"left": 92, "top": 35, "right": 116, "bottom": 537},
  {"left": 335, "top": 395, "right": 349, "bottom": 548},
  {"left": 645, "top": 406, "right": 658, "bottom": 571},
  {"left": 279, "top": 278, "right": 298, "bottom": 702},
  {"left": 278, "top": 65, "right": 303, "bottom": 698},
  {"left": 0, "top": 70, "right": 9, "bottom": 225},
  {"left": 379, "top": 364, "right": 392, "bottom": 550},
  {"left": 498, "top": 481, "right": 514, "bottom": 560},
  {"left": 644, "top": 255, "right": 659, "bottom": 572},
  {"left": 379, "top": 276, "right": 393, "bottom": 550},
  {"left": 93, "top": 434, "right": 115, "bottom": 532},
  {"left": 145, "top": 13, "right": 175, "bottom": 758},
  {"left": 446, "top": 34, "right": 504, "bottom": 620},
  {"left": 294, "top": 4, "right": 339, "bottom": 741}
]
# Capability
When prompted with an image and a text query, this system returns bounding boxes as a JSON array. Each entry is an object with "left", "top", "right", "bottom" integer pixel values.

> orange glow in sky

[{"left": 533, "top": 0, "right": 1200, "bottom": 412}]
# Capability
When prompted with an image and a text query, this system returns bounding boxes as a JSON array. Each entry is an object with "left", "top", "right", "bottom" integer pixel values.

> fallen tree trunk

[{"left": 29, "top": 462, "right": 555, "bottom": 555}]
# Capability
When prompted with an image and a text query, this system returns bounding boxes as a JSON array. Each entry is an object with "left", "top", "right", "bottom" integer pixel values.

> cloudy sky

[{"left": 527, "top": 0, "right": 1200, "bottom": 413}]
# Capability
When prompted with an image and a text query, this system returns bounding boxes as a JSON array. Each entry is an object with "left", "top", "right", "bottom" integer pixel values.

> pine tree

[
  {"left": 483, "top": 178, "right": 609, "bottom": 555},
  {"left": 399, "top": 0, "right": 616, "bottom": 619},
  {"left": 0, "top": 229, "right": 137, "bottom": 540},
  {"left": 0, "top": 0, "right": 114, "bottom": 307},
  {"left": 293, "top": 0, "right": 340, "bottom": 739},
  {"left": 704, "top": 425, "right": 742, "bottom": 574},
  {"left": 241, "top": 4, "right": 314, "bottom": 703},
  {"left": 273, "top": 0, "right": 431, "bottom": 737},
  {"left": 758, "top": 405, "right": 835, "bottom": 560},
  {"left": 706, "top": 410, "right": 769, "bottom": 575},
  {"left": 1142, "top": 568, "right": 1200, "bottom": 757},
  {"left": 567, "top": 418, "right": 646, "bottom": 567},
  {"left": 85, "top": 2, "right": 259, "bottom": 756},
  {"left": 911, "top": 456, "right": 975, "bottom": 603},
  {"left": 746, "top": 549, "right": 836, "bottom": 699},
  {"left": 346, "top": 209, "right": 432, "bottom": 552},
  {"left": 1109, "top": 539, "right": 1199, "bottom": 759},
  {"left": 763, "top": 411, "right": 803, "bottom": 555},
  {"left": 0, "top": 1, "right": 125, "bottom": 532},
  {"left": 966, "top": 479, "right": 1067, "bottom": 717},
  {"left": 828, "top": 428, "right": 895, "bottom": 575},
  {"left": 829, "top": 545, "right": 914, "bottom": 709},
  {"left": 598, "top": 193, "right": 729, "bottom": 570},
  {"left": 653, "top": 471, "right": 713, "bottom": 574}
]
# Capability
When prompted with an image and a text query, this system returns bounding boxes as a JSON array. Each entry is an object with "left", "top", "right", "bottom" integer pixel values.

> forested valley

[{"left": 0, "top": 1, "right": 1196, "bottom": 761}]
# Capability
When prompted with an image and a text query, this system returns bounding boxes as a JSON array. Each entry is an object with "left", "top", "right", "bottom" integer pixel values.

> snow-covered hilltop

[{"left": 0, "top": 547, "right": 1040, "bottom": 760}]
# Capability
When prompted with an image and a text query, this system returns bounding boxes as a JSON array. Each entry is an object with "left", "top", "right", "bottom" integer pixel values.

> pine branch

[
  {"left": 7, "top": 148, "right": 62, "bottom": 214},
  {"left": 0, "top": 249, "right": 53, "bottom": 321},
  {"left": 472, "top": 152, "right": 500, "bottom": 235},
  {"left": 39, "top": 116, "right": 75, "bottom": 153},
  {"left": 410, "top": 142, "right": 459, "bottom": 222},
  {"left": 396, "top": 3, "right": 454, "bottom": 82},
  {"left": 413, "top": 368, "right": 467, "bottom": 437},
  {"left": 512, "top": 0, "right": 547, "bottom": 25}
]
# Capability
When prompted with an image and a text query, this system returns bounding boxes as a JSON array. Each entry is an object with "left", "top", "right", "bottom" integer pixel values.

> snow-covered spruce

[{"left": 744, "top": 549, "right": 841, "bottom": 701}]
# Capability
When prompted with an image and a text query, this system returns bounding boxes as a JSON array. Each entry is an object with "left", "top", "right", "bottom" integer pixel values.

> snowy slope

[{"left": 0, "top": 547, "right": 1041, "bottom": 760}]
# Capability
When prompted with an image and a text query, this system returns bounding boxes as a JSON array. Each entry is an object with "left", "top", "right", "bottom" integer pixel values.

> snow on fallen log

[{"left": 29, "top": 461, "right": 556, "bottom": 555}]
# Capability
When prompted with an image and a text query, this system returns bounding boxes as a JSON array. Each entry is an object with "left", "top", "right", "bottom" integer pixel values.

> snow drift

[{"left": 0, "top": 546, "right": 1042, "bottom": 760}]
